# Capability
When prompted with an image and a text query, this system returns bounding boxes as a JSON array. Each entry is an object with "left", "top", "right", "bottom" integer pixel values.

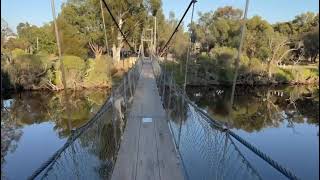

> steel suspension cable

[
  {"left": 173, "top": 82, "right": 300, "bottom": 180},
  {"left": 100, "top": 0, "right": 109, "bottom": 55},
  {"left": 183, "top": 1, "right": 196, "bottom": 93},
  {"left": 28, "top": 61, "right": 144, "bottom": 179},
  {"left": 230, "top": 0, "right": 249, "bottom": 106},
  {"left": 159, "top": 0, "right": 197, "bottom": 56},
  {"left": 155, "top": 70, "right": 300, "bottom": 179},
  {"left": 101, "top": 0, "right": 137, "bottom": 55},
  {"left": 224, "top": 0, "right": 249, "bottom": 130},
  {"left": 51, "top": 0, "right": 73, "bottom": 133}
]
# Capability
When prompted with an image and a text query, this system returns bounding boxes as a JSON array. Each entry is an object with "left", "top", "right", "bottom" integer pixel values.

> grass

[{"left": 275, "top": 65, "right": 319, "bottom": 83}]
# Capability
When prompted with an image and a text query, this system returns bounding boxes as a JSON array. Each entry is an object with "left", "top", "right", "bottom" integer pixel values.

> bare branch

[{"left": 278, "top": 48, "right": 299, "bottom": 64}]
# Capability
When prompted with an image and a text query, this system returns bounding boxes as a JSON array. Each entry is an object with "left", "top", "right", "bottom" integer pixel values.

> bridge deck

[{"left": 111, "top": 60, "right": 184, "bottom": 180}]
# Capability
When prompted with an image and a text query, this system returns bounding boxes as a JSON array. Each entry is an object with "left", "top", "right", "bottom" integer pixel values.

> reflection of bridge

[{"left": 28, "top": 58, "right": 299, "bottom": 180}]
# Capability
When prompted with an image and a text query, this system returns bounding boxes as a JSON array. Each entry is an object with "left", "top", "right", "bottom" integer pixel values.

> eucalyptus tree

[
  {"left": 56, "top": 0, "right": 104, "bottom": 59},
  {"left": 303, "top": 26, "right": 319, "bottom": 63},
  {"left": 194, "top": 6, "right": 243, "bottom": 52},
  {"left": 1, "top": 18, "right": 14, "bottom": 47},
  {"left": 102, "top": 0, "right": 147, "bottom": 62},
  {"left": 145, "top": 0, "right": 161, "bottom": 54}
]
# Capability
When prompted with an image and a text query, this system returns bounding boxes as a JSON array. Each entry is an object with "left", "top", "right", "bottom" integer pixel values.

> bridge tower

[{"left": 141, "top": 28, "right": 154, "bottom": 58}]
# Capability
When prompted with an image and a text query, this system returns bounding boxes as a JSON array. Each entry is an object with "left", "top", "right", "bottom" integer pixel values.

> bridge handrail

[
  {"left": 28, "top": 57, "right": 143, "bottom": 180},
  {"left": 152, "top": 58, "right": 300, "bottom": 180}
]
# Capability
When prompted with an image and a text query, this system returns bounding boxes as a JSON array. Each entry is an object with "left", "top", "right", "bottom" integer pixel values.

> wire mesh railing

[
  {"left": 28, "top": 58, "right": 143, "bottom": 180},
  {"left": 151, "top": 57, "right": 300, "bottom": 180}
]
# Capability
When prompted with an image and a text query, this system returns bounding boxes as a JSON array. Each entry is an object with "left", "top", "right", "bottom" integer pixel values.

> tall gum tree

[{"left": 105, "top": 0, "right": 147, "bottom": 62}]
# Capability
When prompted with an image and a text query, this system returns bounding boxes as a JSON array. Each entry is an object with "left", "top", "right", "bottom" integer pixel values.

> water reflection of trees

[
  {"left": 186, "top": 85, "right": 319, "bottom": 132},
  {"left": 1, "top": 105, "right": 23, "bottom": 178},
  {"left": 41, "top": 98, "right": 125, "bottom": 179},
  {"left": 1, "top": 90, "right": 109, "bottom": 137},
  {"left": 0, "top": 90, "right": 109, "bottom": 177},
  {"left": 163, "top": 88, "right": 188, "bottom": 124},
  {"left": 76, "top": 108, "right": 120, "bottom": 179}
]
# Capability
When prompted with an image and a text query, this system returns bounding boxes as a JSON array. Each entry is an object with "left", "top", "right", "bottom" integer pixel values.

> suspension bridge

[{"left": 27, "top": 0, "right": 301, "bottom": 179}]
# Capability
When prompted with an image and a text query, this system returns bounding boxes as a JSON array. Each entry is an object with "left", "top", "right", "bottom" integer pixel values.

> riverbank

[
  {"left": 1, "top": 52, "right": 137, "bottom": 92},
  {"left": 160, "top": 60, "right": 319, "bottom": 86}
]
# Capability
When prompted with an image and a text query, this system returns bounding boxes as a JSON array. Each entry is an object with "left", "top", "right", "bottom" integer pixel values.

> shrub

[
  {"left": 250, "top": 57, "right": 265, "bottom": 73},
  {"left": 4, "top": 54, "right": 51, "bottom": 89},
  {"left": 52, "top": 61, "right": 63, "bottom": 87},
  {"left": 292, "top": 68, "right": 319, "bottom": 82},
  {"left": 240, "top": 55, "right": 250, "bottom": 66},
  {"left": 210, "top": 47, "right": 237, "bottom": 67},
  {"left": 11, "top": 48, "right": 27, "bottom": 59},
  {"left": 217, "top": 68, "right": 234, "bottom": 82},
  {"left": 62, "top": 55, "right": 86, "bottom": 71},
  {"left": 60, "top": 55, "right": 86, "bottom": 88},
  {"left": 198, "top": 54, "right": 211, "bottom": 62},
  {"left": 83, "top": 56, "right": 112, "bottom": 87},
  {"left": 274, "top": 68, "right": 293, "bottom": 82}
]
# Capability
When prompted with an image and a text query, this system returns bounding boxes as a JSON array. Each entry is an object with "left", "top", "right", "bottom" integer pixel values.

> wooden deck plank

[
  {"left": 111, "top": 60, "right": 184, "bottom": 180},
  {"left": 136, "top": 120, "right": 160, "bottom": 180},
  {"left": 154, "top": 117, "right": 184, "bottom": 180},
  {"left": 110, "top": 116, "right": 140, "bottom": 180},
  {"left": 111, "top": 69, "right": 144, "bottom": 180}
]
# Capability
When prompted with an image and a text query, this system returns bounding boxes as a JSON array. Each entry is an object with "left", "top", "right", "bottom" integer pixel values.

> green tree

[
  {"left": 303, "top": 26, "right": 319, "bottom": 62},
  {"left": 57, "top": 1, "right": 102, "bottom": 58},
  {"left": 16, "top": 22, "right": 56, "bottom": 54},
  {"left": 195, "top": 6, "right": 242, "bottom": 52},
  {"left": 244, "top": 16, "right": 273, "bottom": 60},
  {"left": 105, "top": 0, "right": 146, "bottom": 62}
]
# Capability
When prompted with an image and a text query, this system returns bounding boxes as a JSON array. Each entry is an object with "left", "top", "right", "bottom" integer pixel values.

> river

[
  {"left": 1, "top": 85, "right": 319, "bottom": 179},
  {"left": 184, "top": 85, "right": 319, "bottom": 180}
]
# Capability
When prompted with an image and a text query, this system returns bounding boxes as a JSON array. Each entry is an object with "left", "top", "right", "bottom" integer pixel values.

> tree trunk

[
  {"left": 99, "top": 0, "right": 109, "bottom": 55},
  {"left": 112, "top": 17, "right": 123, "bottom": 62},
  {"left": 112, "top": 44, "right": 121, "bottom": 62},
  {"left": 154, "top": 16, "right": 157, "bottom": 55},
  {"left": 267, "top": 61, "right": 272, "bottom": 79}
]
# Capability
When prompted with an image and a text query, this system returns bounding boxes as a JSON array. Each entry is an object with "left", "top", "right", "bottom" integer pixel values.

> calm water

[
  {"left": 1, "top": 90, "right": 110, "bottom": 179},
  {"left": 1, "top": 85, "right": 319, "bottom": 179},
  {"left": 184, "top": 85, "right": 319, "bottom": 180}
]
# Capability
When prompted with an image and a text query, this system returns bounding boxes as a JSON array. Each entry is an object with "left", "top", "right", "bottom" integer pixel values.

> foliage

[
  {"left": 16, "top": 22, "right": 56, "bottom": 54},
  {"left": 1, "top": 2, "right": 319, "bottom": 88},
  {"left": 195, "top": 6, "right": 242, "bottom": 51},
  {"left": 192, "top": 7, "right": 319, "bottom": 81},
  {"left": 291, "top": 67, "right": 319, "bottom": 82},
  {"left": 274, "top": 68, "right": 293, "bottom": 82},
  {"left": 11, "top": 48, "right": 27, "bottom": 59},
  {"left": 146, "top": 0, "right": 161, "bottom": 16},
  {"left": 248, "top": 57, "right": 265, "bottom": 73},
  {"left": 210, "top": 46, "right": 237, "bottom": 67},
  {"left": 3, "top": 53, "right": 51, "bottom": 89},
  {"left": 244, "top": 16, "right": 273, "bottom": 60},
  {"left": 303, "top": 26, "right": 319, "bottom": 62},
  {"left": 59, "top": 55, "right": 86, "bottom": 88},
  {"left": 3, "top": 38, "right": 30, "bottom": 51},
  {"left": 84, "top": 56, "right": 112, "bottom": 87}
]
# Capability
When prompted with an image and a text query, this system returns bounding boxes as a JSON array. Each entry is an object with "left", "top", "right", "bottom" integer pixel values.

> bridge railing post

[
  {"left": 123, "top": 74, "right": 128, "bottom": 113},
  {"left": 167, "top": 72, "right": 173, "bottom": 110},
  {"left": 128, "top": 70, "right": 133, "bottom": 98},
  {"left": 160, "top": 64, "right": 165, "bottom": 92},
  {"left": 161, "top": 71, "right": 166, "bottom": 102},
  {"left": 111, "top": 88, "right": 118, "bottom": 149},
  {"left": 177, "top": 93, "right": 183, "bottom": 150}
]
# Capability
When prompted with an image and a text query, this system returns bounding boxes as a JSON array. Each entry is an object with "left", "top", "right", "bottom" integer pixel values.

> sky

[{"left": 1, "top": 0, "right": 319, "bottom": 33}]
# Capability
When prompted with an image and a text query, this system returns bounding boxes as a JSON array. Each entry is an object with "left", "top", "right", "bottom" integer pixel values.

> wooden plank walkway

[{"left": 111, "top": 59, "right": 184, "bottom": 180}]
